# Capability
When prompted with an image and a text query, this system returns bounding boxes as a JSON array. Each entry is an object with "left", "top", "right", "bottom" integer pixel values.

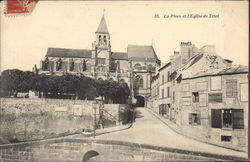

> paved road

[{"left": 96, "top": 107, "right": 247, "bottom": 158}]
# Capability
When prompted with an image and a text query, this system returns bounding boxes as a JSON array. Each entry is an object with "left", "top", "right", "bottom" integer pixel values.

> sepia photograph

[{"left": 0, "top": 0, "right": 249, "bottom": 161}]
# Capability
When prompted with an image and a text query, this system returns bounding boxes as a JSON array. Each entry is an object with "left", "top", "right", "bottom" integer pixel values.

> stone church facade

[{"left": 39, "top": 15, "right": 161, "bottom": 104}]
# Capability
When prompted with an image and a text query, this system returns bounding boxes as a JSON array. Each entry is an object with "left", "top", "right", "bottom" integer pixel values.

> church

[{"left": 38, "top": 15, "right": 161, "bottom": 105}]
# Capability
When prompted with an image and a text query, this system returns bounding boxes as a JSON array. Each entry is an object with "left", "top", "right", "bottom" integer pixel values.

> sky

[{"left": 0, "top": 1, "right": 248, "bottom": 71}]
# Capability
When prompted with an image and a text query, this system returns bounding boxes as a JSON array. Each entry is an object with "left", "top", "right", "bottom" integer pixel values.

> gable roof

[
  {"left": 96, "top": 16, "right": 109, "bottom": 34},
  {"left": 175, "top": 51, "right": 248, "bottom": 80},
  {"left": 46, "top": 48, "right": 92, "bottom": 58},
  {"left": 158, "top": 62, "right": 171, "bottom": 72},
  {"left": 217, "top": 65, "right": 248, "bottom": 75},
  {"left": 111, "top": 52, "right": 128, "bottom": 60},
  {"left": 127, "top": 45, "right": 159, "bottom": 60}
]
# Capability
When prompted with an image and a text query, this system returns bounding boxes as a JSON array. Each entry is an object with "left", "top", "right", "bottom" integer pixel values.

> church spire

[{"left": 96, "top": 15, "right": 109, "bottom": 34}]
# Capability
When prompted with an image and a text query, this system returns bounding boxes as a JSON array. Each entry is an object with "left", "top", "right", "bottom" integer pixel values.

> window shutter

[
  {"left": 211, "top": 109, "right": 222, "bottom": 128},
  {"left": 232, "top": 109, "right": 244, "bottom": 129},
  {"left": 232, "top": 81, "right": 237, "bottom": 97},
  {"left": 226, "top": 80, "right": 237, "bottom": 97},
  {"left": 208, "top": 93, "right": 223, "bottom": 103},
  {"left": 226, "top": 81, "right": 232, "bottom": 97}
]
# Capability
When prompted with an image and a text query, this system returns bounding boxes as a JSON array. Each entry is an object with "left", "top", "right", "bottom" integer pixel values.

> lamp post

[{"left": 92, "top": 100, "right": 98, "bottom": 138}]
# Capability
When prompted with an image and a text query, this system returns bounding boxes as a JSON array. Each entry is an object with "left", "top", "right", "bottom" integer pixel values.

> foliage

[
  {"left": 0, "top": 69, "right": 130, "bottom": 104},
  {"left": 0, "top": 69, "right": 35, "bottom": 97}
]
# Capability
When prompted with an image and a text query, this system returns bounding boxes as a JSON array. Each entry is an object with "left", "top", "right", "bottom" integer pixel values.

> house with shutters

[
  {"left": 172, "top": 48, "right": 248, "bottom": 151},
  {"left": 148, "top": 42, "right": 248, "bottom": 151},
  {"left": 38, "top": 15, "right": 160, "bottom": 105}
]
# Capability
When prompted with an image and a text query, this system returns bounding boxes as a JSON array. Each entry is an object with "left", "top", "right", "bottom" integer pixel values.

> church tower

[{"left": 92, "top": 15, "right": 111, "bottom": 75}]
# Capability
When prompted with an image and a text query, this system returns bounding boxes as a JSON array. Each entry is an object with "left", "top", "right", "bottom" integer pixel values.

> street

[{"left": 96, "top": 107, "right": 247, "bottom": 158}]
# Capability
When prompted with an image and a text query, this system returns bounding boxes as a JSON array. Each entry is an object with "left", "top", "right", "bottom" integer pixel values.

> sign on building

[
  {"left": 199, "top": 93, "right": 207, "bottom": 107},
  {"left": 211, "top": 76, "right": 222, "bottom": 90},
  {"left": 73, "top": 105, "right": 82, "bottom": 116},
  {"left": 240, "top": 83, "right": 248, "bottom": 101},
  {"left": 55, "top": 106, "right": 68, "bottom": 112}
]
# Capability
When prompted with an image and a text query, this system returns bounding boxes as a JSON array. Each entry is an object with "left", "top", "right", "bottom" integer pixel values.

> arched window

[
  {"left": 98, "top": 78, "right": 103, "bottom": 80},
  {"left": 134, "top": 63, "right": 141, "bottom": 69},
  {"left": 119, "top": 79, "right": 125, "bottom": 83},
  {"left": 103, "top": 35, "right": 107, "bottom": 43},
  {"left": 98, "top": 35, "right": 101, "bottom": 42},
  {"left": 148, "top": 64, "right": 155, "bottom": 71},
  {"left": 134, "top": 75, "right": 143, "bottom": 88}
]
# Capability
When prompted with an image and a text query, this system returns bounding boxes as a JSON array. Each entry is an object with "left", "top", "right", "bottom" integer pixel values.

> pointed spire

[{"left": 96, "top": 15, "right": 109, "bottom": 34}]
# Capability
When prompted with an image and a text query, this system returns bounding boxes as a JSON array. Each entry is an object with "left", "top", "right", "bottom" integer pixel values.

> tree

[{"left": 0, "top": 69, "right": 35, "bottom": 97}]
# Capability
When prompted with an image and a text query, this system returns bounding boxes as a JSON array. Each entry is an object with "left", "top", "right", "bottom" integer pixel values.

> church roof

[
  {"left": 127, "top": 45, "right": 159, "bottom": 60},
  {"left": 111, "top": 52, "right": 128, "bottom": 60},
  {"left": 46, "top": 48, "right": 92, "bottom": 58},
  {"left": 96, "top": 16, "right": 109, "bottom": 34}
]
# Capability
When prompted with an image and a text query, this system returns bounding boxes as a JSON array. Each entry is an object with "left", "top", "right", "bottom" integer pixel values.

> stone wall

[
  {"left": 0, "top": 98, "right": 130, "bottom": 144},
  {"left": 0, "top": 98, "right": 95, "bottom": 143},
  {"left": 103, "top": 104, "right": 131, "bottom": 125},
  {"left": 0, "top": 138, "right": 244, "bottom": 162}
]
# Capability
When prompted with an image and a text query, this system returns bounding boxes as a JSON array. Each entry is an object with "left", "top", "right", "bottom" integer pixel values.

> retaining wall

[
  {"left": 0, "top": 98, "right": 130, "bottom": 144},
  {"left": 0, "top": 138, "right": 245, "bottom": 162}
]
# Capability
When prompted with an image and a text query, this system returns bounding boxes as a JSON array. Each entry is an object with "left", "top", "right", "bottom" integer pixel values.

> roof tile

[{"left": 46, "top": 48, "right": 92, "bottom": 58}]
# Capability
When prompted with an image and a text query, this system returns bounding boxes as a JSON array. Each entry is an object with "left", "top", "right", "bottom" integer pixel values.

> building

[
  {"left": 157, "top": 62, "right": 172, "bottom": 120},
  {"left": 175, "top": 51, "right": 248, "bottom": 151},
  {"left": 38, "top": 15, "right": 160, "bottom": 105},
  {"left": 149, "top": 73, "right": 159, "bottom": 112},
  {"left": 149, "top": 42, "right": 249, "bottom": 151}
]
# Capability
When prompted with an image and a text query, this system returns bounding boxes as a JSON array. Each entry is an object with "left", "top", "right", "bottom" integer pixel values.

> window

[
  {"left": 173, "top": 91, "right": 175, "bottom": 103},
  {"left": 167, "top": 72, "right": 170, "bottom": 82},
  {"left": 162, "top": 74, "right": 164, "bottom": 84},
  {"left": 98, "top": 35, "right": 101, "bottom": 42},
  {"left": 211, "top": 109, "right": 222, "bottom": 128},
  {"left": 192, "top": 92, "right": 199, "bottom": 103},
  {"left": 211, "top": 109, "right": 244, "bottom": 129},
  {"left": 221, "top": 136, "right": 231, "bottom": 142},
  {"left": 159, "top": 104, "right": 166, "bottom": 116},
  {"left": 103, "top": 35, "right": 107, "bottom": 43},
  {"left": 226, "top": 80, "right": 237, "bottom": 97},
  {"left": 208, "top": 93, "right": 222, "bottom": 103},
  {"left": 134, "top": 75, "right": 143, "bottom": 88},
  {"left": 162, "top": 88, "right": 164, "bottom": 98},
  {"left": 97, "top": 58, "right": 106, "bottom": 64},
  {"left": 188, "top": 113, "right": 200, "bottom": 125},
  {"left": 232, "top": 109, "right": 244, "bottom": 129},
  {"left": 134, "top": 63, "right": 141, "bottom": 70},
  {"left": 222, "top": 109, "right": 232, "bottom": 128},
  {"left": 167, "top": 87, "right": 170, "bottom": 97}
]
